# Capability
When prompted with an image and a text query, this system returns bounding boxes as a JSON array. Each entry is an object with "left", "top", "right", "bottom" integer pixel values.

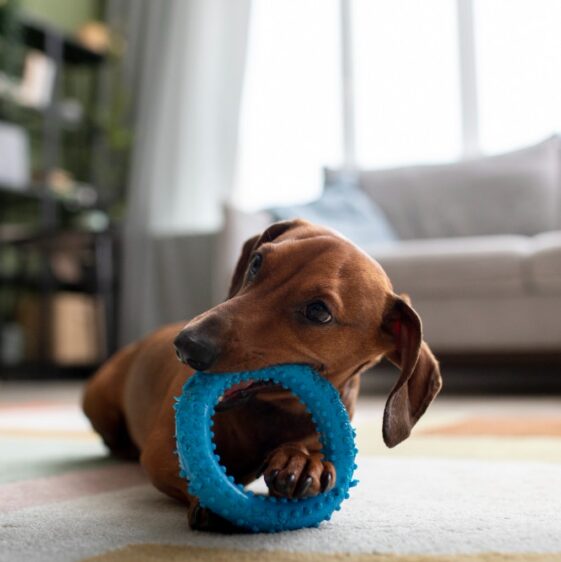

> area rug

[{"left": 1, "top": 384, "right": 561, "bottom": 562}]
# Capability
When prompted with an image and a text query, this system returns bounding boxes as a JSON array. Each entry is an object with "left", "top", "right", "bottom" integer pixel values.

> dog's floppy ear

[
  {"left": 227, "top": 220, "right": 303, "bottom": 299},
  {"left": 381, "top": 295, "right": 442, "bottom": 447}
]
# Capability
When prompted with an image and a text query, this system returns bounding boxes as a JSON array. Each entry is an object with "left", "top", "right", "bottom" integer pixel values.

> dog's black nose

[{"left": 174, "top": 330, "right": 219, "bottom": 371}]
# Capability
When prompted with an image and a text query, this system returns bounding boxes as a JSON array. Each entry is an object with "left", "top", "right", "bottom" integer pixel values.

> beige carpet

[{"left": 1, "top": 383, "right": 561, "bottom": 562}]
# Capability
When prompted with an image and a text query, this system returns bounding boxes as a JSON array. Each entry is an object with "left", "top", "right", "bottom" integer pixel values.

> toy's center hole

[{"left": 211, "top": 379, "right": 322, "bottom": 494}]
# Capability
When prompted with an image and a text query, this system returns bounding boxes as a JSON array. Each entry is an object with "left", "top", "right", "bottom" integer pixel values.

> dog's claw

[
  {"left": 275, "top": 471, "right": 294, "bottom": 495},
  {"left": 190, "top": 502, "right": 202, "bottom": 527},
  {"left": 320, "top": 470, "right": 333, "bottom": 492},
  {"left": 294, "top": 475, "right": 313, "bottom": 498},
  {"left": 265, "top": 468, "right": 279, "bottom": 487}
]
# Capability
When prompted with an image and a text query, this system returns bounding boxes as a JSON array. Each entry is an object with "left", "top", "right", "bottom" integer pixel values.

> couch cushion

[
  {"left": 528, "top": 230, "right": 561, "bottom": 294},
  {"left": 268, "top": 175, "right": 397, "bottom": 247},
  {"left": 326, "top": 135, "right": 561, "bottom": 240},
  {"left": 367, "top": 235, "right": 531, "bottom": 298}
]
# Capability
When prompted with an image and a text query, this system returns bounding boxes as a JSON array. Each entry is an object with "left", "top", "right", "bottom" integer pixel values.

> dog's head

[{"left": 174, "top": 219, "right": 442, "bottom": 447}]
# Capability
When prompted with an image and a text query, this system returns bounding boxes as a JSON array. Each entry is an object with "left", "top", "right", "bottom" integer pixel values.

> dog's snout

[{"left": 174, "top": 330, "right": 220, "bottom": 372}]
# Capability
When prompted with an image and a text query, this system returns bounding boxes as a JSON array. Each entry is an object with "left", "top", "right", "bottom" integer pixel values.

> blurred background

[{"left": 1, "top": 0, "right": 560, "bottom": 391}]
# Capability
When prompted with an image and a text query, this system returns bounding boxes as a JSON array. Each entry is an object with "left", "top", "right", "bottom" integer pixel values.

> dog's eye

[
  {"left": 305, "top": 301, "right": 332, "bottom": 324},
  {"left": 247, "top": 253, "right": 263, "bottom": 280}
]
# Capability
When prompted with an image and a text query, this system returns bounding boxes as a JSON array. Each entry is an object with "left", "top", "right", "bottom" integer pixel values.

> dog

[{"left": 83, "top": 219, "right": 442, "bottom": 532}]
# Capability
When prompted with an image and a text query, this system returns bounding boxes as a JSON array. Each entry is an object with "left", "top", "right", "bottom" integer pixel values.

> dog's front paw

[
  {"left": 262, "top": 443, "right": 336, "bottom": 499},
  {"left": 188, "top": 500, "right": 246, "bottom": 534}
]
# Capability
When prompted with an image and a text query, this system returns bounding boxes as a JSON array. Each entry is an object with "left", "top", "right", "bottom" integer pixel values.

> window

[
  {"left": 475, "top": 0, "right": 561, "bottom": 153},
  {"left": 353, "top": 0, "right": 461, "bottom": 168},
  {"left": 233, "top": 0, "right": 561, "bottom": 210}
]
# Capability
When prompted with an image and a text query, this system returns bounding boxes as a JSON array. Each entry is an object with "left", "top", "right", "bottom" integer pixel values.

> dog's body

[{"left": 83, "top": 220, "right": 442, "bottom": 531}]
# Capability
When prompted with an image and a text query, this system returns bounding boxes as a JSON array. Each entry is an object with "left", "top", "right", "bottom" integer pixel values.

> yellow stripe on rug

[
  {"left": 356, "top": 422, "right": 561, "bottom": 463},
  {"left": 0, "top": 428, "right": 98, "bottom": 440},
  {"left": 420, "top": 417, "right": 561, "bottom": 437},
  {"left": 82, "top": 545, "right": 561, "bottom": 562}
]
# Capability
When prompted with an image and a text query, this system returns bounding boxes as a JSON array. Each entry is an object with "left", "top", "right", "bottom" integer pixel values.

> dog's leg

[
  {"left": 140, "top": 418, "right": 192, "bottom": 503},
  {"left": 82, "top": 344, "right": 140, "bottom": 460},
  {"left": 141, "top": 396, "right": 246, "bottom": 533},
  {"left": 262, "top": 441, "right": 336, "bottom": 499}
]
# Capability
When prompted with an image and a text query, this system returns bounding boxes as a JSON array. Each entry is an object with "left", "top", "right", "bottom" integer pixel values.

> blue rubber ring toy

[{"left": 174, "top": 364, "right": 358, "bottom": 533}]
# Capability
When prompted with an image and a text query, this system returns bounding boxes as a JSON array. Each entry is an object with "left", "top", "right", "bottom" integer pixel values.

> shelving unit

[
  {"left": 20, "top": 16, "right": 105, "bottom": 65},
  {"left": 0, "top": 10, "right": 120, "bottom": 379}
]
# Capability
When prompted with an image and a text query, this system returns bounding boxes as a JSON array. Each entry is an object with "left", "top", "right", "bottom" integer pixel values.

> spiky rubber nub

[{"left": 174, "top": 364, "right": 358, "bottom": 533}]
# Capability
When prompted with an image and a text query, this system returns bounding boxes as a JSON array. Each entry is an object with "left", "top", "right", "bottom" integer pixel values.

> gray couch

[{"left": 218, "top": 135, "right": 561, "bottom": 354}]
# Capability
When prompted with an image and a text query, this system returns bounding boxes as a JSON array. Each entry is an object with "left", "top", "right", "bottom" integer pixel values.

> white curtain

[{"left": 120, "top": 0, "right": 251, "bottom": 344}]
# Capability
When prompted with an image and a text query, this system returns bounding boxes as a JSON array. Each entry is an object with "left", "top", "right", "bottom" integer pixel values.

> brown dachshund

[{"left": 83, "top": 219, "right": 442, "bottom": 532}]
